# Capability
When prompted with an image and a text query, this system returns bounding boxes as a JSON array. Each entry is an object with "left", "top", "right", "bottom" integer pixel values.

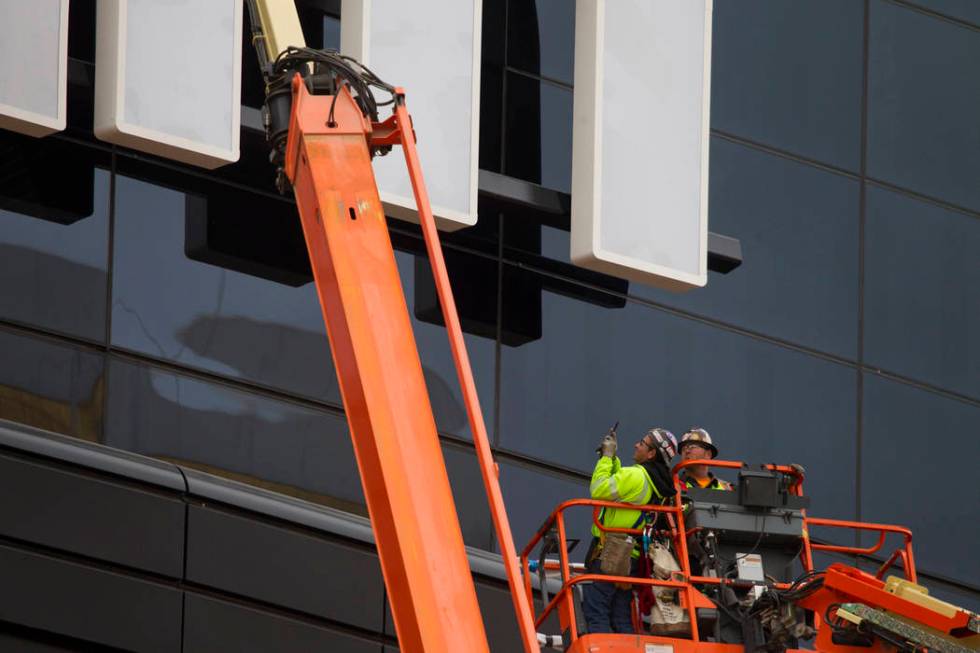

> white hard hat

[{"left": 679, "top": 428, "right": 718, "bottom": 458}]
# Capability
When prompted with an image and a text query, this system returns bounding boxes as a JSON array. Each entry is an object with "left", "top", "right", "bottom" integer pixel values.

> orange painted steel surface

[
  {"left": 795, "top": 564, "right": 974, "bottom": 653},
  {"left": 521, "top": 459, "right": 936, "bottom": 652},
  {"left": 284, "top": 76, "right": 490, "bottom": 652},
  {"left": 805, "top": 517, "right": 915, "bottom": 582},
  {"left": 567, "top": 635, "right": 754, "bottom": 653},
  {"left": 385, "top": 90, "right": 541, "bottom": 653}
]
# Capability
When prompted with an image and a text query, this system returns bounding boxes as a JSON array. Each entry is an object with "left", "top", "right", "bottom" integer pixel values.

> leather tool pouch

[{"left": 598, "top": 533, "right": 634, "bottom": 577}]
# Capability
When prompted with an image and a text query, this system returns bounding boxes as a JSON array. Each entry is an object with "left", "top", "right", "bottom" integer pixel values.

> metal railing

[{"left": 519, "top": 460, "right": 917, "bottom": 645}]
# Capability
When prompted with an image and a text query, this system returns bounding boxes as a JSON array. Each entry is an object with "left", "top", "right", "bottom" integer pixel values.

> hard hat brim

[{"left": 679, "top": 441, "right": 718, "bottom": 458}]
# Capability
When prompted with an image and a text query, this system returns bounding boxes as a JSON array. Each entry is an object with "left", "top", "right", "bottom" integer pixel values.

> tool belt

[
  {"left": 598, "top": 533, "right": 635, "bottom": 577},
  {"left": 587, "top": 510, "right": 645, "bottom": 588}
]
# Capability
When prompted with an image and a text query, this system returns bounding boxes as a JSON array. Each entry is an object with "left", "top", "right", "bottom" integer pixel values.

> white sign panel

[
  {"left": 571, "top": 0, "right": 712, "bottom": 291},
  {"left": 0, "top": 0, "right": 69, "bottom": 137},
  {"left": 94, "top": 0, "right": 242, "bottom": 169},
  {"left": 341, "top": 0, "right": 481, "bottom": 231}
]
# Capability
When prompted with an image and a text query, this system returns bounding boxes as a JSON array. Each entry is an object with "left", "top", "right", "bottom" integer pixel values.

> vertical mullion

[
  {"left": 854, "top": 0, "right": 872, "bottom": 551},
  {"left": 101, "top": 148, "right": 118, "bottom": 444}
]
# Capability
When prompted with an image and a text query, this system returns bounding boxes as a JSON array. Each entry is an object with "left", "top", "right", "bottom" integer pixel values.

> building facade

[{"left": 0, "top": 0, "right": 977, "bottom": 650}]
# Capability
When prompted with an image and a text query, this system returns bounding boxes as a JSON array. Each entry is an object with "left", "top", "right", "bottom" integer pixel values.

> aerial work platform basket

[{"left": 520, "top": 460, "right": 978, "bottom": 653}]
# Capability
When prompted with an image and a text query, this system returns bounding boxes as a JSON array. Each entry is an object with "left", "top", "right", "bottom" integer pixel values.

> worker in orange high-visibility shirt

[{"left": 678, "top": 428, "right": 732, "bottom": 491}]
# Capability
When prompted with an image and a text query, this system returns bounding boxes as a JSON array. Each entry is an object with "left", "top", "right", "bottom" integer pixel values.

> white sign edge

[
  {"left": 93, "top": 0, "right": 243, "bottom": 169},
  {"left": 0, "top": 0, "right": 70, "bottom": 138},
  {"left": 570, "top": 0, "right": 713, "bottom": 292},
  {"left": 340, "top": 0, "right": 482, "bottom": 232}
]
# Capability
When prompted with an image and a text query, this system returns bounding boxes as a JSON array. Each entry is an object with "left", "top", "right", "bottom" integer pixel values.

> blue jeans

[{"left": 581, "top": 556, "right": 636, "bottom": 634}]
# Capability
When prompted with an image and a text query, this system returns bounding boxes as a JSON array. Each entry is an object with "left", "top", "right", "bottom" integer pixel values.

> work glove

[{"left": 598, "top": 433, "right": 617, "bottom": 458}]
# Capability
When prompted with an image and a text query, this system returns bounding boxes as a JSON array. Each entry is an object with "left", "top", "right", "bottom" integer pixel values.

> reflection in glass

[
  {"left": 112, "top": 170, "right": 494, "bottom": 440},
  {"left": 924, "top": 577, "right": 980, "bottom": 614},
  {"left": 498, "top": 267, "right": 858, "bottom": 521},
  {"left": 861, "top": 374, "right": 980, "bottom": 584},
  {"left": 636, "top": 138, "right": 860, "bottom": 358},
  {"left": 67, "top": 0, "right": 96, "bottom": 63},
  {"left": 498, "top": 460, "right": 590, "bottom": 560},
  {"left": 507, "top": 0, "right": 575, "bottom": 85},
  {"left": 443, "top": 444, "right": 495, "bottom": 549},
  {"left": 504, "top": 72, "right": 573, "bottom": 193},
  {"left": 869, "top": 0, "right": 980, "bottom": 211},
  {"left": 712, "top": 0, "right": 862, "bottom": 170},
  {"left": 865, "top": 186, "right": 979, "bottom": 399},
  {"left": 323, "top": 15, "right": 340, "bottom": 49},
  {"left": 480, "top": 0, "right": 505, "bottom": 172},
  {"left": 0, "top": 134, "right": 110, "bottom": 342},
  {"left": 0, "top": 327, "right": 104, "bottom": 441},
  {"left": 912, "top": 0, "right": 980, "bottom": 26},
  {"left": 105, "top": 357, "right": 365, "bottom": 514},
  {"left": 111, "top": 172, "right": 340, "bottom": 404}
]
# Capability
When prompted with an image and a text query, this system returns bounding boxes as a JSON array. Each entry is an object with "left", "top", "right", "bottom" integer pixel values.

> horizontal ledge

[{"left": 479, "top": 169, "right": 743, "bottom": 274}]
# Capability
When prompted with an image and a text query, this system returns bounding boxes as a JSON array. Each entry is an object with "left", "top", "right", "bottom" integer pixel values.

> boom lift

[
  {"left": 522, "top": 461, "right": 979, "bottom": 653},
  {"left": 243, "top": 2, "right": 977, "bottom": 651}
]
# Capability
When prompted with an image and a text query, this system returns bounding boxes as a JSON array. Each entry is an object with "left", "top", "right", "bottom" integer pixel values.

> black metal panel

[
  {"left": 0, "top": 452, "right": 185, "bottom": 577},
  {"left": 0, "top": 420, "right": 186, "bottom": 492},
  {"left": 183, "top": 468, "right": 374, "bottom": 545},
  {"left": 185, "top": 505, "right": 384, "bottom": 631},
  {"left": 183, "top": 187, "right": 312, "bottom": 287},
  {"left": 182, "top": 593, "right": 381, "bottom": 653},
  {"left": 0, "top": 621, "right": 125, "bottom": 652},
  {"left": 475, "top": 579, "right": 560, "bottom": 653},
  {"left": 0, "top": 544, "right": 182, "bottom": 653},
  {"left": 0, "top": 131, "right": 95, "bottom": 225}
]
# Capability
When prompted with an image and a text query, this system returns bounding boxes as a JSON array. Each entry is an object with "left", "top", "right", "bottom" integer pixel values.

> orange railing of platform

[{"left": 519, "top": 460, "right": 918, "bottom": 647}]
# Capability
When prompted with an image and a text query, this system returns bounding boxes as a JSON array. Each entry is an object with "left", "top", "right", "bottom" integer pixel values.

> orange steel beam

[
  {"left": 385, "top": 89, "right": 541, "bottom": 653},
  {"left": 283, "top": 76, "right": 491, "bottom": 652}
]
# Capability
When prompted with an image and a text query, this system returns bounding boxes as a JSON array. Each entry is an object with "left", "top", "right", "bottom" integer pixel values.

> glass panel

[
  {"left": 923, "top": 577, "right": 980, "bottom": 615},
  {"left": 323, "top": 15, "right": 340, "bottom": 49},
  {"left": 111, "top": 170, "right": 339, "bottom": 404},
  {"left": 0, "top": 326, "right": 104, "bottom": 441},
  {"left": 637, "top": 138, "right": 860, "bottom": 358},
  {"left": 506, "top": 0, "right": 575, "bottom": 85},
  {"left": 712, "top": 0, "right": 863, "bottom": 170},
  {"left": 67, "top": 0, "right": 96, "bottom": 63},
  {"left": 443, "top": 444, "right": 494, "bottom": 549},
  {"left": 504, "top": 72, "right": 573, "bottom": 193},
  {"left": 105, "top": 357, "right": 366, "bottom": 514},
  {"left": 910, "top": 0, "right": 980, "bottom": 27},
  {"left": 869, "top": 0, "right": 980, "bottom": 211},
  {"left": 504, "top": 138, "right": 862, "bottom": 359},
  {"left": 865, "top": 186, "right": 979, "bottom": 398},
  {"left": 111, "top": 165, "right": 494, "bottom": 439},
  {"left": 498, "top": 460, "right": 591, "bottom": 560},
  {"left": 479, "top": 63, "right": 504, "bottom": 173},
  {"left": 482, "top": 0, "right": 506, "bottom": 68},
  {"left": 0, "top": 133, "right": 110, "bottom": 342},
  {"left": 861, "top": 374, "right": 980, "bottom": 585},
  {"left": 498, "top": 267, "right": 859, "bottom": 521},
  {"left": 480, "top": 0, "right": 505, "bottom": 172}
]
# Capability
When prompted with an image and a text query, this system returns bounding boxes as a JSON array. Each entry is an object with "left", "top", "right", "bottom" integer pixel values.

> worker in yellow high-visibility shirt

[{"left": 582, "top": 427, "right": 677, "bottom": 634}]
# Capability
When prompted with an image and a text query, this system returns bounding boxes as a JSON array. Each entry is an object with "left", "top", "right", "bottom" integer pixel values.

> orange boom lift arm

[
  {"left": 244, "top": 1, "right": 539, "bottom": 647},
  {"left": 275, "top": 66, "right": 539, "bottom": 652}
]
